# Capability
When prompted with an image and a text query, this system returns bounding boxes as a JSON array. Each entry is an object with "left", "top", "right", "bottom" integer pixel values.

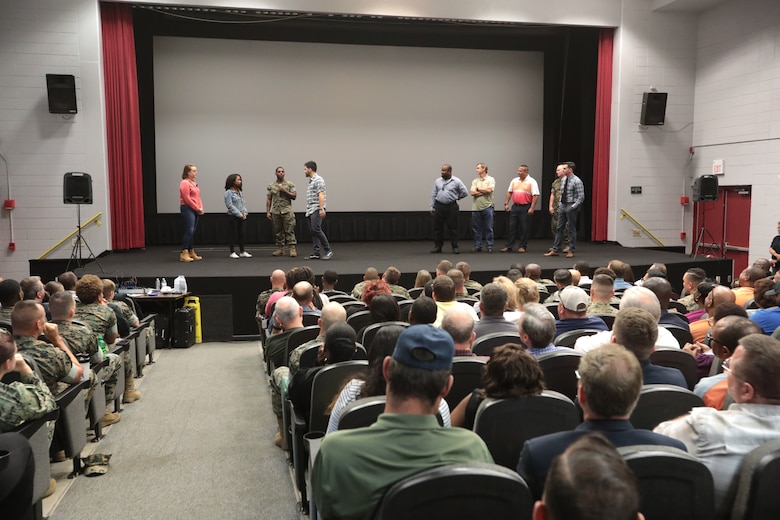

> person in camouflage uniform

[
  {"left": 266, "top": 166, "right": 297, "bottom": 257},
  {"left": 586, "top": 274, "right": 619, "bottom": 317},
  {"left": 11, "top": 301, "right": 92, "bottom": 405},
  {"left": 382, "top": 267, "right": 410, "bottom": 300},
  {"left": 50, "top": 292, "right": 122, "bottom": 425},
  {"left": 0, "top": 279, "right": 23, "bottom": 323},
  {"left": 0, "top": 328, "right": 57, "bottom": 433},
  {"left": 351, "top": 267, "right": 379, "bottom": 299},
  {"left": 456, "top": 261, "right": 483, "bottom": 292},
  {"left": 75, "top": 275, "right": 141, "bottom": 404},
  {"left": 256, "top": 270, "right": 286, "bottom": 321},
  {"left": 102, "top": 279, "right": 140, "bottom": 328},
  {"left": 549, "top": 165, "right": 570, "bottom": 252}
]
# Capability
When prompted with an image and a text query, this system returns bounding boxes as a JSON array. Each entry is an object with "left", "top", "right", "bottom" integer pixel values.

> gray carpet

[{"left": 49, "top": 341, "right": 300, "bottom": 520}]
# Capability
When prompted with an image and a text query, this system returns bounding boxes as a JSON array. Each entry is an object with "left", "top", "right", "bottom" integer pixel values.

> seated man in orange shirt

[{"left": 689, "top": 285, "right": 736, "bottom": 343}]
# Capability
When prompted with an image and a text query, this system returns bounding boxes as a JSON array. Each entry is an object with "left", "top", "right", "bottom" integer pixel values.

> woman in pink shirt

[{"left": 179, "top": 164, "right": 204, "bottom": 262}]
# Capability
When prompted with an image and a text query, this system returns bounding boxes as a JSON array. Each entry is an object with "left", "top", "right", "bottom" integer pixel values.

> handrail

[
  {"left": 38, "top": 212, "right": 103, "bottom": 260},
  {"left": 619, "top": 208, "right": 666, "bottom": 247}
]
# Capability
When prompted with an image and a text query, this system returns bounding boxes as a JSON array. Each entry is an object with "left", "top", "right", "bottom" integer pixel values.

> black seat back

[
  {"left": 445, "top": 357, "right": 486, "bottom": 411},
  {"left": 537, "top": 350, "right": 583, "bottom": 400},
  {"left": 471, "top": 333, "right": 523, "bottom": 357},
  {"left": 629, "top": 384, "right": 704, "bottom": 430}
]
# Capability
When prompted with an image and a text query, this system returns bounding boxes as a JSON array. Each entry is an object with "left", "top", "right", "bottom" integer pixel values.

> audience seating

[
  {"left": 302, "top": 313, "right": 320, "bottom": 327},
  {"left": 543, "top": 284, "right": 557, "bottom": 295},
  {"left": 536, "top": 349, "right": 583, "bottom": 401},
  {"left": 466, "top": 286, "right": 481, "bottom": 296},
  {"left": 618, "top": 445, "right": 715, "bottom": 520},
  {"left": 473, "top": 391, "right": 580, "bottom": 469},
  {"left": 346, "top": 310, "right": 372, "bottom": 334},
  {"left": 340, "top": 301, "right": 367, "bottom": 316},
  {"left": 668, "top": 301, "right": 689, "bottom": 314},
  {"left": 322, "top": 290, "right": 347, "bottom": 297},
  {"left": 456, "top": 296, "right": 479, "bottom": 305},
  {"left": 398, "top": 300, "right": 414, "bottom": 322},
  {"left": 729, "top": 438, "right": 780, "bottom": 520},
  {"left": 297, "top": 343, "right": 323, "bottom": 370},
  {"left": 337, "top": 395, "right": 387, "bottom": 430},
  {"left": 326, "top": 293, "right": 356, "bottom": 304},
  {"left": 359, "top": 321, "right": 409, "bottom": 351},
  {"left": 743, "top": 298, "right": 759, "bottom": 310},
  {"left": 373, "top": 462, "right": 533, "bottom": 520},
  {"left": 407, "top": 287, "right": 424, "bottom": 300},
  {"left": 0, "top": 320, "right": 11, "bottom": 333},
  {"left": 544, "top": 302, "right": 559, "bottom": 319},
  {"left": 53, "top": 379, "right": 91, "bottom": 478},
  {"left": 592, "top": 313, "right": 615, "bottom": 329},
  {"left": 553, "top": 328, "right": 602, "bottom": 348},
  {"left": 290, "top": 360, "right": 368, "bottom": 514},
  {"left": 471, "top": 332, "right": 523, "bottom": 357},
  {"left": 109, "top": 340, "right": 130, "bottom": 412},
  {"left": 629, "top": 384, "right": 704, "bottom": 430},
  {"left": 12, "top": 410, "right": 59, "bottom": 520},
  {"left": 649, "top": 347, "right": 699, "bottom": 390},
  {"left": 390, "top": 293, "right": 408, "bottom": 302},
  {"left": 445, "top": 357, "right": 486, "bottom": 411},
  {"left": 283, "top": 326, "right": 320, "bottom": 367},
  {"left": 659, "top": 324, "right": 693, "bottom": 348},
  {"left": 86, "top": 357, "right": 109, "bottom": 441}
]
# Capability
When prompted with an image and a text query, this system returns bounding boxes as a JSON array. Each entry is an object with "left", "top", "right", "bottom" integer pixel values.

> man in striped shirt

[
  {"left": 545, "top": 162, "right": 585, "bottom": 259},
  {"left": 303, "top": 161, "right": 333, "bottom": 261}
]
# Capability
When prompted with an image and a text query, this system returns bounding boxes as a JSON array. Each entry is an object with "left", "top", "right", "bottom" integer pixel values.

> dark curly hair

[{"left": 480, "top": 343, "right": 545, "bottom": 399}]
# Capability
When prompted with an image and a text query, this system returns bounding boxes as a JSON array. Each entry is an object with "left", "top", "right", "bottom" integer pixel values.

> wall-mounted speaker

[
  {"left": 640, "top": 92, "right": 667, "bottom": 125},
  {"left": 46, "top": 74, "right": 77, "bottom": 114},
  {"left": 692, "top": 175, "right": 719, "bottom": 202},
  {"left": 64, "top": 172, "right": 93, "bottom": 204}
]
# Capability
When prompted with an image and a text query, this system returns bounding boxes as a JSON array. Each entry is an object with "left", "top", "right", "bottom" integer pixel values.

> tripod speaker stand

[{"left": 64, "top": 172, "right": 104, "bottom": 272}]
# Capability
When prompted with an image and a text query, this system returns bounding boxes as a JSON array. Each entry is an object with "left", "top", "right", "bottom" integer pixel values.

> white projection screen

[{"left": 153, "top": 36, "right": 544, "bottom": 214}]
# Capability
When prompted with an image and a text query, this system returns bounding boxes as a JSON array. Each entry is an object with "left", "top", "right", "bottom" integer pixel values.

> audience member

[
  {"left": 492, "top": 275, "right": 522, "bottom": 322},
  {"left": 382, "top": 266, "right": 410, "bottom": 299},
  {"left": 554, "top": 286, "right": 608, "bottom": 338},
  {"left": 57, "top": 271, "right": 78, "bottom": 294},
  {"left": 532, "top": 433, "right": 644, "bottom": 520},
  {"left": 256, "top": 269, "right": 286, "bottom": 319},
  {"left": 408, "top": 296, "right": 437, "bottom": 325},
  {"left": 685, "top": 280, "right": 715, "bottom": 323},
  {"left": 750, "top": 278, "right": 780, "bottom": 334},
  {"left": 0, "top": 279, "right": 22, "bottom": 322},
  {"left": 544, "top": 269, "right": 573, "bottom": 304},
  {"left": 573, "top": 261, "right": 591, "bottom": 286},
  {"left": 360, "top": 279, "right": 392, "bottom": 306},
  {"left": 287, "top": 322, "right": 358, "bottom": 427},
  {"left": 414, "top": 269, "right": 432, "bottom": 289},
  {"left": 732, "top": 266, "right": 764, "bottom": 307},
  {"left": 44, "top": 281, "right": 63, "bottom": 299},
  {"left": 472, "top": 283, "right": 518, "bottom": 339},
  {"left": 447, "top": 269, "right": 468, "bottom": 297},
  {"left": 351, "top": 267, "right": 379, "bottom": 299},
  {"left": 586, "top": 273, "right": 618, "bottom": 316},
  {"left": 11, "top": 301, "right": 85, "bottom": 395},
  {"left": 320, "top": 269, "right": 340, "bottom": 293},
  {"left": 612, "top": 308, "right": 687, "bottom": 387},
  {"left": 326, "top": 325, "right": 452, "bottom": 433},
  {"left": 655, "top": 334, "right": 780, "bottom": 516},
  {"left": 575, "top": 286, "right": 679, "bottom": 352},
  {"left": 456, "top": 261, "right": 482, "bottom": 291},
  {"left": 607, "top": 260, "right": 634, "bottom": 289},
  {"left": 568, "top": 268, "right": 581, "bottom": 287},
  {"left": 689, "top": 285, "right": 737, "bottom": 343},
  {"left": 312, "top": 325, "right": 493, "bottom": 519},
  {"left": 441, "top": 306, "right": 477, "bottom": 357},
  {"left": 19, "top": 276, "right": 44, "bottom": 303},
  {"left": 678, "top": 267, "right": 707, "bottom": 312},
  {"left": 519, "top": 303, "right": 568, "bottom": 356},
  {"left": 518, "top": 343, "right": 685, "bottom": 499},
  {"left": 431, "top": 276, "right": 478, "bottom": 327},
  {"left": 451, "top": 343, "right": 543, "bottom": 429},
  {"left": 288, "top": 302, "right": 346, "bottom": 375},
  {"left": 515, "top": 277, "right": 541, "bottom": 308},
  {"left": 292, "top": 281, "right": 321, "bottom": 320},
  {"left": 642, "top": 277, "right": 690, "bottom": 330}
]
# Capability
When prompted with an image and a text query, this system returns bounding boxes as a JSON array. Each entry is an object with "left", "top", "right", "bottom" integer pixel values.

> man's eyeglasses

[{"left": 704, "top": 332, "right": 724, "bottom": 348}]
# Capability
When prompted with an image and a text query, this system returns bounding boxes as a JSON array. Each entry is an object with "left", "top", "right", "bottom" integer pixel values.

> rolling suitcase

[{"left": 172, "top": 306, "right": 196, "bottom": 348}]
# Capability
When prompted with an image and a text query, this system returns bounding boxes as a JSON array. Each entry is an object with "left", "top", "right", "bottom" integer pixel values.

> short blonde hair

[
  {"left": 493, "top": 276, "right": 519, "bottom": 311},
  {"left": 515, "top": 278, "right": 540, "bottom": 307}
]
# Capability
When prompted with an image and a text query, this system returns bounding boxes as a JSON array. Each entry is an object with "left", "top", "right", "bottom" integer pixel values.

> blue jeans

[
  {"left": 505, "top": 204, "right": 531, "bottom": 248},
  {"left": 471, "top": 207, "right": 494, "bottom": 249},
  {"left": 552, "top": 204, "right": 578, "bottom": 252},
  {"left": 181, "top": 205, "right": 199, "bottom": 250},
  {"left": 308, "top": 211, "right": 330, "bottom": 254}
]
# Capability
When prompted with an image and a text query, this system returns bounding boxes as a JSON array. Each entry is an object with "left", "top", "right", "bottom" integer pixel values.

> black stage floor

[{"left": 35, "top": 240, "right": 733, "bottom": 338}]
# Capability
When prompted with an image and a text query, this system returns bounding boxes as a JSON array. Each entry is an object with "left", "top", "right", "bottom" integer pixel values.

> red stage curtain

[
  {"left": 101, "top": 3, "right": 145, "bottom": 250},
  {"left": 592, "top": 28, "right": 614, "bottom": 242}
]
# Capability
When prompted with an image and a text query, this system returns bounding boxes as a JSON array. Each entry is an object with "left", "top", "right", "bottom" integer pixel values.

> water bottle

[
  {"left": 161, "top": 277, "right": 167, "bottom": 289},
  {"left": 155, "top": 278, "right": 161, "bottom": 290},
  {"left": 174, "top": 275, "right": 185, "bottom": 293},
  {"left": 180, "top": 275, "right": 187, "bottom": 293},
  {"left": 98, "top": 336, "right": 108, "bottom": 356}
]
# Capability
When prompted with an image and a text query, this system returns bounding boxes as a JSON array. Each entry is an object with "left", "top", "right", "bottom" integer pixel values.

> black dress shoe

[
  {"left": 453, "top": 247, "right": 460, "bottom": 254},
  {"left": 430, "top": 248, "right": 442, "bottom": 254}
]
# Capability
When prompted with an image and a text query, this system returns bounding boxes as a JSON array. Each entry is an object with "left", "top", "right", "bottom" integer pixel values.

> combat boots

[
  {"left": 272, "top": 247, "right": 285, "bottom": 256},
  {"left": 180, "top": 249, "right": 193, "bottom": 262},
  {"left": 122, "top": 376, "right": 141, "bottom": 403},
  {"left": 289, "top": 246, "right": 297, "bottom": 257}
]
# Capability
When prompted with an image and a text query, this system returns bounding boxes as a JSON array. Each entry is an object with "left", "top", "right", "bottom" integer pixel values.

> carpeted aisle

[{"left": 48, "top": 341, "right": 299, "bottom": 520}]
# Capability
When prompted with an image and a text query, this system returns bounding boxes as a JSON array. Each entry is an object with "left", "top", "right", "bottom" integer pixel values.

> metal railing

[
  {"left": 38, "top": 212, "right": 103, "bottom": 260},
  {"left": 619, "top": 208, "right": 666, "bottom": 247}
]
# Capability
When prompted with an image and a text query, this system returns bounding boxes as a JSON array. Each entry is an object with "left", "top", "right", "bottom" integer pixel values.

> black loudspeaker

[
  {"left": 693, "top": 175, "right": 719, "bottom": 202},
  {"left": 640, "top": 92, "right": 668, "bottom": 125},
  {"left": 45, "top": 74, "right": 77, "bottom": 114},
  {"left": 63, "top": 172, "right": 93, "bottom": 204}
]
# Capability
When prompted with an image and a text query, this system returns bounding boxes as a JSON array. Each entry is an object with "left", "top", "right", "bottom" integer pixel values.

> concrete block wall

[
  {"left": 0, "top": 0, "right": 110, "bottom": 281},
  {"left": 689, "top": 0, "right": 780, "bottom": 263}
]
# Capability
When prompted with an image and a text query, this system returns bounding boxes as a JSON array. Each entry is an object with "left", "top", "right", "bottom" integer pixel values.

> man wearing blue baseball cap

[{"left": 312, "top": 324, "right": 493, "bottom": 519}]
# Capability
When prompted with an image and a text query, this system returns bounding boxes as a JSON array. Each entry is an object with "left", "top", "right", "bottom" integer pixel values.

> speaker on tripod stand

[{"left": 64, "top": 173, "right": 103, "bottom": 271}]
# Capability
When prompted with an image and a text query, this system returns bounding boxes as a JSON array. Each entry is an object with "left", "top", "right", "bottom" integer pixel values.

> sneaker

[
  {"left": 304, "top": 254, "right": 320, "bottom": 260},
  {"left": 322, "top": 250, "right": 333, "bottom": 260},
  {"left": 239, "top": 251, "right": 252, "bottom": 258},
  {"left": 229, "top": 252, "right": 239, "bottom": 259}
]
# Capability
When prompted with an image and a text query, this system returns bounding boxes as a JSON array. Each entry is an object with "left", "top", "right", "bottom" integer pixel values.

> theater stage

[{"left": 31, "top": 239, "right": 732, "bottom": 339}]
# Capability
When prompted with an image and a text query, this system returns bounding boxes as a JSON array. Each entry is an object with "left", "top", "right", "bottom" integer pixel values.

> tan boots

[
  {"left": 122, "top": 376, "right": 141, "bottom": 404},
  {"left": 289, "top": 246, "right": 297, "bottom": 257},
  {"left": 275, "top": 417, "right": 288, "bottom": 451},
  {"left": 180, "top": 249, "right": 193, "bottom": 262},
  {"left": 189, "top": 249, "right": 203, "bottom": 260},
  {"left": 272, "top": 247, "right": 284, "bottom": 256}
]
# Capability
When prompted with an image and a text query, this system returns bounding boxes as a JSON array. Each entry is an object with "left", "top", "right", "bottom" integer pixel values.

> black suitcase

[{"left": 172, "top": 307, "right": 196, "bottom": 348}]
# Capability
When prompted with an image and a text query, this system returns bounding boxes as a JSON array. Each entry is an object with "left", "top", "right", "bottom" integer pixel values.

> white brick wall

[
  {"left": 690, "top": 0, "right": 780, "bottom": 263},
  {"left": 0, "top": 0, "right": 109, "bottom": 281}
]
